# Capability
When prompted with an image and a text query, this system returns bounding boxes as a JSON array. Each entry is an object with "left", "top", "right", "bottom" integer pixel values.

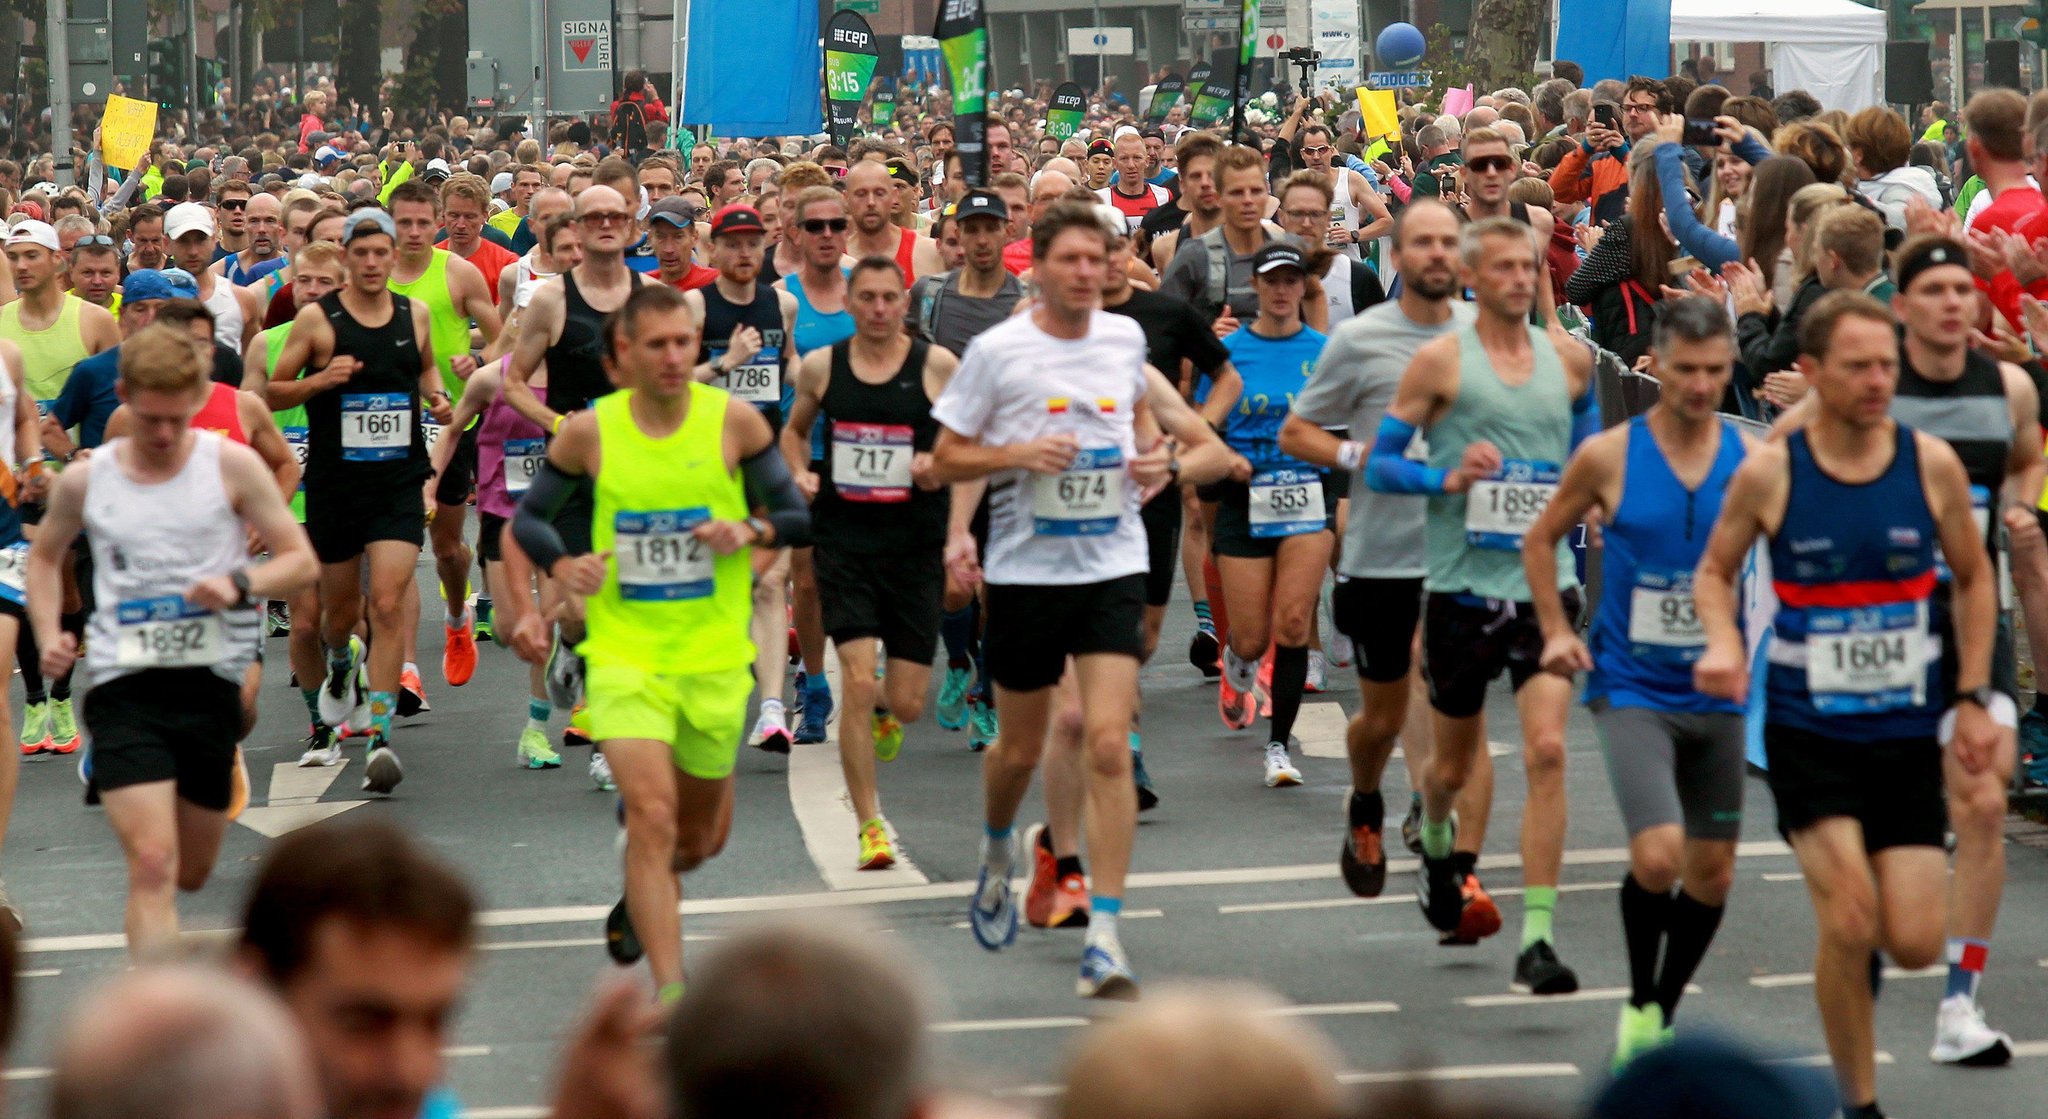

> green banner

[
  {"left": 936, "top": 0, "right": 989, "bottom": 185},
  {"left": 1188, "top": 61, "right": 1229, "bottom": 126},
  {"left": 825, "top": 9, "right": 880, "bottom": 149},
  {"left": 873, "top": 86, "right": 896, "bottom": 128},
  {"left": 1144, "top": 72, "right": 1185, "bottom": 122},
  {"left": 1045, "top": 82, "right": 1085, "bottom": 141}
]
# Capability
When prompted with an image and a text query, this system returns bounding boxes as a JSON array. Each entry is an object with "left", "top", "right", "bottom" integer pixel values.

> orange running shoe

[
  {"left": 443, "top": 611, "right": 478, "bottom": 686},
  {"left": 1451, "top": 871, "right": 1503, "bottom": 943},
  {"left": 226, "top": 746, "right": 250, "bottom": 821},
  {"left": 1022, "top": 822, "right": 1059, "bottom": 928},
  {"left": 1046, "top": 872, "right": 1091, "bottom": 929}
]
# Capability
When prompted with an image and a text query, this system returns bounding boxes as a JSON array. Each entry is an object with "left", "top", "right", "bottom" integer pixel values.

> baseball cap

[
  {"left": 165, "top": 201, "right": 216, "bottom": 240},
  {"left": 648, "top": 195, "right": 702, "bottom": 229},
  {"left": 314, "top": 145, "right": 343, "bottom": 167},
  {"left": 490, "top": 171, "right": 515, "bottom": 194},
  {"left": 157, "top": 268, "right": 202, "bottom": 297},
  {"left": 423, "top": 158, "right": 452, "bottom": 181},
  {"left": 4, "top": 220, "right": 57, "bottom": 251},
  {"left": 7, "top": 202, "right": 41, "bottom": 223},
  {"left": 341, "top": 208, "right": 397, "bottom": 245},
  {"left": 122, "top": 268, "right": 198, "bottom": 303},
  {"left": 23, "top": 182, "right": 57, "bottom": 199},
  {"left": 307, "top": 131, "right": 331, "bottom": 146},
  {"left": 1252, "top": 242, "right": 1307, "bottom": 276},
  {"left": 1087, "top": 138, "right": 1114, "bottom": 158},
  {"left": 954, "top": 189, "right": 1008, "bottom": 224},
  {"left": 708, "top": 204, "right": 766, "bottom": 239}
]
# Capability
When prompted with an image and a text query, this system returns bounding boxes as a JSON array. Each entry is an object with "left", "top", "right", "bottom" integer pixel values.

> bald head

[
  {"left": 573, "top": 183, "right": 627, "bottom": 218},
  {"left": 1040, "top": 157, "right": 1083, "bottom": 186},
  {"left": 1058, "top": 985, "right": 1343, "bottom": 1119},
  {"left": 53, "top": 966, "right": 320, "bottom": 1119},
  {"left": 845, "top": 159, "right": 892, "bottom": 192}
]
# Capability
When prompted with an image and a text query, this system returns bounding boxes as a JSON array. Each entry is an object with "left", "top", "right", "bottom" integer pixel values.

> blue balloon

[{"left": 1376, "top": 22, "right": 1427, "bottom": 69}]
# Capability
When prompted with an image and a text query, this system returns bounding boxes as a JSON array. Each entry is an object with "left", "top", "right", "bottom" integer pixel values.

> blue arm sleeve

[
  {"left": 1732, "top": 133, "right": 1772, "bottom": 167},
  {"left": 1364, "top": 414, "right": 1448, "bottom": 494},
  {"left": 1656, "top": 143, "right": 1741, "bottom": 271},
  {"left": 1570, "top": 379, "right": 1601, "bottom": 450}
]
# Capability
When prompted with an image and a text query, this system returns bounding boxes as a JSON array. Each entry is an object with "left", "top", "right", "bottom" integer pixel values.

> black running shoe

[
  {"left": 1416, "top": 850, "right": 1463, "bottom": 932},
  {"left": 1340, "top": 821, "right": 1387, "bottom": 898},
  {"left": 1512, "top": 940, "right": 1581, "bottom": 996},
  {"left": 1188, "top": 628, "right": 1221, "bottom": 680},
  {"left": 605, "top": 897, "right": 643, "bottom": 965}
]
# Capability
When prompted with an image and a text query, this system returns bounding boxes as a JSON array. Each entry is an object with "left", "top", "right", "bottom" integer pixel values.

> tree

[{"left": 1464, "top": 0, "right": 1546, "bottom": 90}]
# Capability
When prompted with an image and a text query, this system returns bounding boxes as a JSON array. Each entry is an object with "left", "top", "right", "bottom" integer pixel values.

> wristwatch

[
  {"left": 745, "top": 516, "right": 773, "bottom": 546},
  {"left": 228, "top": 568, "right": 253, "bottom": 607},
  {"left": 1956, "top": 686, "right": 1998, "bottom": 710}
]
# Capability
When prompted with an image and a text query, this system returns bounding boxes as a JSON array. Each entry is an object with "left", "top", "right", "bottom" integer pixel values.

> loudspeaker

[
  {"left": 1986, "top": 40, "right": 2023, "bottom": 91},
  {"left": 1886, "top": 41, "right": 1934, "bottom": 105}
]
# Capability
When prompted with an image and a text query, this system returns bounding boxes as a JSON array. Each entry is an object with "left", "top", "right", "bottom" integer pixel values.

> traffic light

[{"left": 145, "top": 39, "right": 183, "bottom": 109}]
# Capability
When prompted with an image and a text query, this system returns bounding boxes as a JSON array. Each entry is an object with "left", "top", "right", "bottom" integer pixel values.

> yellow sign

[
  {"left": 1356, "top": 88, "right": 1400, "bottom": 144},
  {"left": 100, "top": 96, "right": 158, "bottom": 171}
]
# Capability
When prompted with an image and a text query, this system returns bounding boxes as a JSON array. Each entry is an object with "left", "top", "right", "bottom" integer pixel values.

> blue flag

[
  {"left": 681, "top": 0, "right": 822, "bottom": 136},
  {"left": 1554, "top": 0, "right": 1671, "bottom": 85}
]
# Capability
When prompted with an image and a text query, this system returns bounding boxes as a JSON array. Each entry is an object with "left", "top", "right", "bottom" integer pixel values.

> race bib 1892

[
  {"left": 503, "top": 437, "right": 545, "bottom": 496},
  {"left": 831, "top": 421, "right": 914, "bottom": 503},
  {"left": 1247, "top": 468, "right": 1326, "bottom": 538},
  {"left": 340, "top": 393, "right": 412, "bottom": 462},
  {"left": 613, "top": 508, "right": 717, "bottom": 601},
  {"left": 113, "top": 596, "right": 225, "bottom": 669},
  {"left": 1032, "top": 447, "right": 1124, "bottom": 537},
  {"left": 0, "top": 542, "right": 26, "bottom": 606},
  {"left": 1626, "top": 564, "right": 1705, "bottom": 662},
  {"left": 1804, "top": 600, "right": 1928, "bottom": 714},
  {"left": 1465, "top": 459, "right": 1559, "bottom": 550}
]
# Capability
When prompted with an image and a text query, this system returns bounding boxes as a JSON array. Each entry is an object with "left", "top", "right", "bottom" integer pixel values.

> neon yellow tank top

[
  {"left": 580, "top": 384, "right": 755, "bottom": 674},
  {"left": 260, "top": 323, "right": 308, "bottom": 522},
  {"left": 1, "top": 295, "right": 89, "bottom": 404},
  {"left": 388, "top": 248, "right": 473, "bottom": 397}
]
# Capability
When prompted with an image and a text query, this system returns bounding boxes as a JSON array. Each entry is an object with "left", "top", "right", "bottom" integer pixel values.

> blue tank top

[
  {"left": 1766, "top": 424, "right": 1943, "bottom": 739},
  {"left": 788, "top": 270, "right": 856, "bottom": 460},
  {"left": 1586, "top": 416, "right": 1744, "bottom": 714},
  {"left": 1219, "top": 324, "right": 1325, "bottom": 472}
]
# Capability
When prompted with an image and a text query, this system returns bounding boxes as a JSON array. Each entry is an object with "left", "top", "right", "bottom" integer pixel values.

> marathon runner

[
  {"left": 1368, "top": 215, "right": 1597, "bottom": 993},
  {"left": 934, "top": 202, "right": 1233, "bottom": 998},
  {"left": 164, "top": 202, "right": 262, "bottom": 355},
  {"left": 267, "top": 209, "right": 455, "bottom": 794},
  {"left": 505, "top": 282, "right": 809, "bottom": 1005},
  {"left": 783, "top": 257, "right": 959, "bottom": 870},
  {"left": 844, "top": 162, "right": 942, "bottom": 281},
  {"left": 1519, "top": 296, "right": 1752, "bottom": 1067},
  {"left": 1694, "top": 290, "right": 2002, "bottom": 1119},
  {"left": 215, "top": 192, "right": 288, "bottom": 291},
  {"left": 28, "top": 323, "right": 315, "bottom": 958}
]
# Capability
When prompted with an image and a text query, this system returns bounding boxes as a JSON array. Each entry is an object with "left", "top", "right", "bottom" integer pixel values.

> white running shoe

[
  {"left": 590, "top": 750, "right": 617, "bottom": 792},
  {"left": 362, "top": 744, "right": 404, "bottom": 795},
  {"left": 1306, "top": 649, "right": 1329, "bottom": 693},
  {"left": 1263, "top": 741, "right": 1303, "bottom": 787},
  {"left": 546, "top": 630, "right": 586, "bottom": 708},
  {"left": 749, "top": 700, "right": 794, "bottom": 754},
  {"left": 316, "top": 642, "right": 362, "bottom": 727},
  {"left": 1328, "top": 628, "right": 1355, "bottom": 669},
  {"left": 1931, "top": 994, "right": 2013, "bottom": 1066}
]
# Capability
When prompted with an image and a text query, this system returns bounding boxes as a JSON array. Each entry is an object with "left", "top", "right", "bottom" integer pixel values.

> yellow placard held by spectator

[
  {"left": 100, "top": 96, "right": 158, "bottom": 170},
  {"left": 1356, "top": 88, "right": 1400, "bottom": 145}
]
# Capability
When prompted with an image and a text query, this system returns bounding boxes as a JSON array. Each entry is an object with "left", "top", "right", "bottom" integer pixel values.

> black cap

[
  {"left": 1087, "top": 137, "right": 1114, "bottom": 156},
  {"left": 955, "top": 189, "right": 1009, "bottom": 223},
  {"left": 648, "top": 195, "right": 702, "bottom": 228},
  {"left": 1252, "top": 241, "right": 1308, "bottom": 276}
]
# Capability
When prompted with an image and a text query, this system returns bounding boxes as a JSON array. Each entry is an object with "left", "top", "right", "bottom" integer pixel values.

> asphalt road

[{"left": 4, "top": 556, "right": 2048, "bottom": 1117}]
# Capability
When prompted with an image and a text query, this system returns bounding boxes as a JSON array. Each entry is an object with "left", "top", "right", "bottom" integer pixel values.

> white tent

[{"left": 1670, "top": 0, "right": 1887, "bottom": 112}]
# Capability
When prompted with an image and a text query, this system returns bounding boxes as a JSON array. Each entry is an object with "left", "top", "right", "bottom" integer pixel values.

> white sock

[
  {"left": 980, "top": 832, "right": 1013, "bottom": 875},
  {"left": 760, "top": 697, "right": 785, "bottom": 723},
  {"left": 1224, "top": 646, "right": 1257, "bottom": 691},
  {"left": 525, "top": 716, "right": 548, "bottom": 735},
  {"left": 447, "top": 603, "right": 467, "bottom": 627},
  {"left": 1087, "top": 913, "right": 1121, "bottom": 950}
]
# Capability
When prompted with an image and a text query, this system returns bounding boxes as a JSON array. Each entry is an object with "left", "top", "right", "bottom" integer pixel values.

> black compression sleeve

[
  {"left": 740, "top": 444, "right": 813, "bottom": 549},
  {"left": 510, "top": 462, "right": 583, "bottom": 574}
]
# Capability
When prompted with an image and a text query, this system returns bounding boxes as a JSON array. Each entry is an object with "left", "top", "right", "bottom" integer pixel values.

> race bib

[
  {"left": 831, "top": 421, "right": 914, "bottom": 503},
  {"left": 1626, "top": 565, "right": 1704, "bottom": 661},
  {"left": 1247, "top": 468, "right": 1327, "bottom": 538},
  {"left": 284, "top": 426, "right": 308, "bottom": 491},
  {"left": 613, "top": 507, "right": 717, "bottom": 601},
  {"left": 1465, "top": 459, "right": 1559, "bottom": 550},
  {"left": 113, "top": 596, "right": 226, "bottom": 669},
  {"left": 503, "top": 437, "right": 545, "bottom": 495},
  {"left": 420, "top": 409, "right": 445, "bottom": 454},
  {"left": 0, "top": 543, "right": 26, "bottom": 606},
  {"left": 1032, "top": 447, "right": 1125, "bottom": 537},
  {"left": 1805, "top": 600, "right": 1928, "bottom": 715},
  {"left": 711, "top": 344, "right": 781, "bottom": 406},
  {"left": 340, "top": 393, "right": 412, "bottom": 462}
]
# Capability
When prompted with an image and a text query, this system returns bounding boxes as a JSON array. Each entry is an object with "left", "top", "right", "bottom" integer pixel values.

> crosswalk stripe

[{"left": 1460, "top": 984, "right": 1699, "bottom": 1009}]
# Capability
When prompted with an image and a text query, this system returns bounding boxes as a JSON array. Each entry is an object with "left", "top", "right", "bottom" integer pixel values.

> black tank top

[
  {"left": 545, "top": 270, "right": 643, "bottom": 416},
  {"left": 304, "top": 290, "right": 429, "bottom": 490},
  {"left": 813, "top": 338, "right": 945, "bottom": 551},
  {"left": 1892, "top": 344, "right": 2009, "bottom": 554},
  {"left": 698, "top": 280, "right": 789, "bottom": 429}
]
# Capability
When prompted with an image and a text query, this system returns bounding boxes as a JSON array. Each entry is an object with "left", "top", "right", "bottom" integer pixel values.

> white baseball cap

[
  {"left": 165, "top": 201, "right": 216, "bottom": 240},
  {"left": 4, "top": 220, "right": 58, "bottom": 251}
]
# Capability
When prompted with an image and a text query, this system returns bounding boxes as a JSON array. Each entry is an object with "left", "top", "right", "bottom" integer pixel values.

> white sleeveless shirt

[{"left": 202, "top": 277, "right": 244, "bottom": 355}]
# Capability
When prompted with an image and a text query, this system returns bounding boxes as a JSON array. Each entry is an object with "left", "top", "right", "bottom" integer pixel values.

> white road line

[
  {"left": 2010, "top": 1040, "right": 2048, "bottom": 1059},
  {"left": 1, "top": 1067, "right": 49, "bottom": 1082},
  {"left": 1460, "top": 984, "right": 1700, "bottom": 1009},
  {"left": 931, "top": 1016, "right": 1092, "bottom": 1033},
  {"left": 478, "top": 934, "right": 719, "bottom": 952},
  {"left": 236, "top": 761, "right": 368, "bottom": 837},
  {"left": 1760, "top": 872, "right": 1805, "bottom": 882},
  {"left": 1295, "top": 701, "right": 1349, "bottom": 758},
  {"left": 459, "top": 1108, "right": 548, "bottom": 1119},
  {"left": 16, "top": 968, "right": 58, "bottom": 978},
  {"left": 948, "top": 908, "right": 1163, "bottom": 931},
  {"left": 266, "top": 759, "right": 348, "bottom": 806},
  {"left": 18, "top": 842, "right": 1797, "bottom": 954},
  {"left": 1270, "top": 1000, "right": 1400, "bottom": 1018},
  {"left": 1337, "top": 1062, "right": 1580, "bottom": 1085},
  {"left": 929, "top": 999, "right": 1400, "bottom": 1036},
  {"left": 1221, "top": 879, "right": 1619, "bottom": 916},
  {"left": 1749, "top": 965, "right": 1944, "bottom": 989},
  {"left": 786, "top": 655, "right": 930, "bottom": 891},
  {"left": 1767, "top": 1052, "right": 1895, "bottom": 1068},
  {"left": 443, "top": 1045, "right": 492, "bottom": 1058}
]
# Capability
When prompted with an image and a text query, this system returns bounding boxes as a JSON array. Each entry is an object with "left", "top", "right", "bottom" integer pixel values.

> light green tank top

[
  {"left": 260, "top": 323, "right": 307, "bottom": 521},
  {"left": 1423, "top": 321, "right": 1578, "bottom": 601},
  {"left": 1, "top": 295, "right": 88, "bottom": 405},
  {"left": 388, "top": 248, "right": 473, "bottom": 397}
]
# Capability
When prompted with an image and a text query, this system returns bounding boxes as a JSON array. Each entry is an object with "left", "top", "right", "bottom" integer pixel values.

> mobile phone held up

[{"left": 1682, "top": 118, "right": 1719, "bottom": 146}]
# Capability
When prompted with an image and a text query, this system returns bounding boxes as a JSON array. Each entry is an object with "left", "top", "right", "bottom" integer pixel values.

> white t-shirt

[{"left": 931, "top": 312, "right": 1151, "bottom": 587}]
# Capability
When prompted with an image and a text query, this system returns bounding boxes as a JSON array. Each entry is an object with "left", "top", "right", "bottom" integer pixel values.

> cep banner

[
  {"left": 1145, "top": 71, "right": 1185, "bottom": 121},
  {"left": 1046, "top": 82, "right": 1086, "bottom": 141},
  {"left": 1187, "top": 62, "right": 1228, "bottom": 126},
  {"left": 826, "top": 9, "right": 880, "bottom": 149},
  {"left": 874, "top": 83, "right": 897, "bottom": 128},
  {"left": 1229, "top": 0, "right": 1260, "bottom": 133},
  {"left": 936, "top": 0, "right": 990, "bottom": 186}
]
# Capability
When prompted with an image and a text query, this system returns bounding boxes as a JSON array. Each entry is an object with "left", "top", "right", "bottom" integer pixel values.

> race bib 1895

[
  {"left": 1804, "top": 600, "right": 1928, "bottom": 714},
  {"left": 831, "top": 421, "right": 914, "bottom": 503},
  {"left": 0, "top": 542, "right": 26, "bottom": 606},
  {"left": 1032, "top": 447, "right": 1125, "bottom": 537},
  {"left": 1247, "top": 468, "right": 1326, "bottom": 538},
  {"left": 503, "top": 437, "right": 545, "bottom": 496},
  {"left": 613, "top": 508, "right": 717, "bottom": 601},
  {"left": 113, "top": 596, "right": 225, "bottom": 669},
  {"left": 1626, "top": 564, "right": 1704, "bottom": 662},
  {"left": 1465, "top": 459, "right": 1559, "bottom": 550},
  {"left": 340, "top": 393, "right": 412, "bottom": 462}
]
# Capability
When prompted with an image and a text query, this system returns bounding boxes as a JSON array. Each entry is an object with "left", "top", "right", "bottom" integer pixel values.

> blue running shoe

[
  {"left": 1077, "top": 941, "right": 1140, "bottom": 999},
  {"left": 936, "top": 665, "right": 973, "bottom": 730},
  {"left": 1131, "top": 731, "right": 1158, "bottom": 812},
  {"left": 968, "top": 863, "right": 1018, "bottom": 950},
  {"left": 794, "top": 683, "right": 833, "bottom": 744},
  {"left": 968, "top": 699, "right": 998, "bottom": 752},
  {"left": 2021, "top": 707, "right": 2048, "bottom": 787}
]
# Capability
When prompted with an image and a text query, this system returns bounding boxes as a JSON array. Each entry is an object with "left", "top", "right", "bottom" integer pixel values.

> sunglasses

[
  {"left": 73, "top": 234, "right": 115, "bottom": 248},
  {"left": 580, "top": 212, "right": 631, "bottom": 226},
  {"left": 1466, "top": 155, "right": 1514, "bottom": 173},
  {"left": 800, "top": 217, "right": 850, "bottom": 234},
  {"left": 1300, "top": 144, "right": 1334, "bottom": 156},
  {"left": 825, "top": 166, "right": 849, "bottom": 178}
]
